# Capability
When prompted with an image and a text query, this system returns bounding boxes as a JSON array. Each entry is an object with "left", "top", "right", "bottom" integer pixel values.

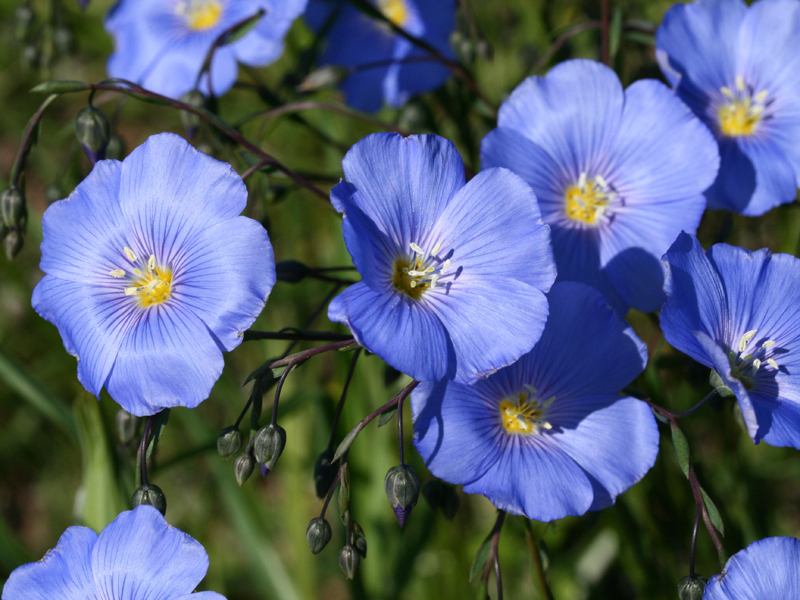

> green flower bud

[
  {"left": 131, "top": 483, "right": 167, "bottom": 515},
  {"left": 234, "top": 452, "right": 255, "bottom": 486},
  {"left": 306, "top": 517, "right": 332, "bottom": 555},
  {"left": 351, "top": 519, "right": 367, "bottom": 559},
  {"left": 1, "top": 187, "right": 27, "bottom": 231},
  {"left": 14, "top": 4, "right": 35, "bottom": 41},
  {"left": 217, "top": 426, "right": 243, "bottom": 459},
  {"left": 45, "top": 184, "right": 63, "bottom": 204},
  {"left": 314, "top": 447, "right": 338, "bottom": 498},
  {"left": 338, "top": 545, "right": 360, "bottom": 580},
  {"left": 4, "top": 230, "right": 24, "bottom": 261},
  {"left": 104, "top": 134, "right": 126, "bottom": 161},
  {"left": 253, "top": 423, "right": 286, "bottom": 473},
  {"left": 115, "top": 409, "right": 139, "bottom": 445},
  {"left": 180, "top": 90, "right": 206, "bottom": 137},
  {"left": 276, "top": 260, "right": 310, "bottom": 284},
  {"left": 384, "top": 464, "right": 420, "bottom": 527},
  {"left": 297, "top": 65, "right": 348, "bottom": 93},
  {"left": 75, "top": 105, "right": 110, "bottom": 164},
  {"left": 678, "top": 576, "right": 707, "bottom": 600}
]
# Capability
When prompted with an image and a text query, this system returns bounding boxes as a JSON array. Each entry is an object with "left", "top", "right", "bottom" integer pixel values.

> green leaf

[
  {"left": 701, "top": 486, "right": 725, "bottom": 537},
  {"left": 469, "top": 535, "right": 493, "bottom": 581},
  {"left": 377, "top": 405, "right": 398, "bottom": 428},
  {"left": 338, "top": 461, "right": 350, "bottom": 522},
  {"left": 30, "top": 80, "right": 89, "bottom": 94},
  {"left": 624, "top": 31, "right": 655, "bottom": 46},
  {"left": 670, "top": 422, "right": 690, "bottom": 479},
  {"left": 145, "top": 409, "right": 171, "bottom": 462},
  {"left": 609, "top": 8, "right": 623, "bottom": 61},
  {"left": 333, "top": 422, "right": 363, "bottom": 462},
  {"left": 125, "top": 90, "right": 172, "bottom": 106},
  {"left": 244, "top": 361, "right": 302, "bottom": 386},
  {"left": 709, "top": 370, "right": 735, "bottom": 398},
  {"left": 220, "top": 10, "right": 264, "bottom": 45}
]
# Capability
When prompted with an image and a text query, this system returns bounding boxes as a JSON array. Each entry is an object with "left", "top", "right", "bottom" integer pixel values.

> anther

[
  {"left": 739, "top": 329, "right": 757, "bottom": 353},
  {"left": 124, "top": 247, "right": 138, "bottom": 262},
  {"left": 109, "top": 269, "right": 126, "bottom": 278},
  {"left": 410, "top": 242, "right": 424, "bottom": 255},
  {"left": 431, "top": 242, "right": 441, "bottom": 257}
]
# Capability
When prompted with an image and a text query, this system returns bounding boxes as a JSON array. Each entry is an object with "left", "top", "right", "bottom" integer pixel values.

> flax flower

[{"left": 705, "top": 537, "right": 800, "bottom": 599}]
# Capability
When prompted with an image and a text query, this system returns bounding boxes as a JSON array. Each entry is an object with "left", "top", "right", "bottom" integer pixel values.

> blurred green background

[{"left": 2, "top": 0, "right": 800, "bottom": 598}]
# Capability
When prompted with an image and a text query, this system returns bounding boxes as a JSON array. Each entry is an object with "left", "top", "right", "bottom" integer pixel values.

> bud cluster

[{"left": 1, "top": 186, "right": 27, "bottom": 260}]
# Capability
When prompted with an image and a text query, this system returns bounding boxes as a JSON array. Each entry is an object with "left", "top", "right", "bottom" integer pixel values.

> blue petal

[
  {"left": 91, "top": 506, "right": 210, "bottom": 600},
  {"left": 496, "top": 59, "right": 625, "bottom": 179},
  {"left": 233, "top": 0, "right": 308, "bottom": 67},
  {"left": 39, "top": 159, "right": 128, "bottom": 284},
  {"left": 2, "top": 527, "right": 97, "bottom": 600},
  {"left": 464, "top": 435, "right": 594, "bottom": 521},
  {"left": 516, "top": 282, "right": 647, "bottom": 398},
  {"left": 548, "top": 394, "right": 659, "bottom": 511},
  {"left": 660, "top": 232, "right": 728, "bottom": 368},
  {"left": 411, "top": 380, "right": 505, "bottom": 485},
  {"left": 328, "top": 283, "right": 452, "bottom": 381},
  {"left": 724, "top": 136, "right": 797, "bottom": 216},
  {"left": 656, "top": 0, "right": 746, "bottom": 94},
  {"left": 173, "top": 216, "right": 275, "bottom": 352},
  {"left": 337, "top": 133, "right": 465, "bottom": 247},
  {"left": 118, "top": 133, "right": 249, "bottom": 267},
  {"left": 104, "top": 300, "right": 224, "bottom": 416},
  {"left": 705, "top": 537, "right": 800, "bottom": 600},
  {"left": 32, "top": 276, "right": 139, "bottom": 397}
]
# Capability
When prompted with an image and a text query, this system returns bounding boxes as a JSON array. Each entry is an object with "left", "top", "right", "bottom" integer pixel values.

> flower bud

[
  {"left": 180, "top": 90, "right": 206, "bottom": 138},
  {"left": 45, "top": 184, "right": 63, "bottom": 204},
  {"left": 678, "top": 576, "right": 707, "bottom": 600},
  {"left": 4, "top": 230, "right": 24, "bottom": 260},
  {"left": 75, "top": 105, "right": 110, "bottom": 164},
  {"left": 276, "top": 260, "right": 310, "bottom": 284},
  {"left": 306, "top": 517, "right": 332, "bottom": 555},
  {"left": 384, "top": 464, "right": 420, "bottom": 527},
  {"left": 314, "top": 447, "right": 338, "bottom": 498},
  {"left": 115, "top": 409, "right": 139, "bottom": 445},
  {"left": 131, "top": 483, "right": 167, "bottom": 515},
  {"left": 217, "top": 426, "right": 243, "bottom": 459},
  {"left": 234, "top": 452, "right": 255, "bottom": 486},
  {"left": 297, "top": 65, "right": 348, "bottom": 93},
  {"left": 351, "top": 519, "right": 367, "bottom": 559},
  {"left": 338, "top": 545, "right": 360, "bottom": 580},
  {"left": 104, "top": 134, "right": 126, "bottom": 161},
  {"left": 1, "top": 187, "right": 27, "bottom": 231},
  {"left": 14, "top": 4, "right": 35, "bottom": 41},
  {"left": 253, "top": 423, "right": 286, "bottom": 473}
]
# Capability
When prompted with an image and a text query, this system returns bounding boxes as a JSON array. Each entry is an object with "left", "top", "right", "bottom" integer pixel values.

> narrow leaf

[
  {"left": 670, "top": 422, "right": 690, "bottom": 478},
  {"left": 30, "top": 80, "right": 89, "bottom": 94},
  {"left": 701, "top": 486, "right": 725, "bottom": 537},
  {"left": 220, "top": 10, "right": 263, "bottom": 45},
  {"left": 377, "top": 405, "right": 398, "bottom": 428},
  {"left": 145, "top": 409, "right": 171, "bottom": 461},
  {"left": 333, "top": 422, "right": 363, "bottom": 462},
  {"left": 470, "top": 535, "right": 493, "bottom": 581}
]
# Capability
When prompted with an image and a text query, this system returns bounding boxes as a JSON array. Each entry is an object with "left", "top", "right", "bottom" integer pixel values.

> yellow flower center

[
  {"left": 499, "top": 386, "right": 553, "bottom": 435},
  {"left": 176, "top": 0, "right": 224, "bottom": 31},
  {"left": 564, "top": 173, "right": 615, "bottom": 225},
  {"left": 392, "top": 242, "right": 450, "bottom": 300},
  {"left": 718, "top": 77, "right": 768, "bottom": 138},
  {"left": 109, "top": 247, "right": 173, "bottom": 308},
  {"left": 378, "top": 0, "right": 410, "bottom": 27}
]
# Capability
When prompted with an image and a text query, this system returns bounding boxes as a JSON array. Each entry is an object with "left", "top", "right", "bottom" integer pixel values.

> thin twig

[
  {"left": 11, "top": 94, "right": 60, "bottom": 187},
  {"left": 601, "top": 0, "right": 610, "bottom": 65},
  {"left": 138, "top": 414, "right": 156, "bottom": 487},
  {"left": 243, "top": 330, "right": 354, "bottom": 342},
  {"left": 265, "top": 339, "right": 358, "bottom": 370},
  {"left": 328, "top": 348, "right": 362, "bottom": 452},
  {"left": 320, "top": 469, "right": 342, "bottom": 518},
  {"left": 532, "top": 21, "right": 601, "bottom": 73},
  {"left": 397, "top": 389, "right": 406, "bottom": 465},
  {"left": 523, "top": 521, "right": 555, "bottom": 600}
]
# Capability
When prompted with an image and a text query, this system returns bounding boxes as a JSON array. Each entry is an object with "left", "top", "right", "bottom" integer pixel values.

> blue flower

[
  {"left": 661, "top": 232, "right": 800, "bottom": 448},
  {"left": 305, "top": 0, "right": 454, "bottom": 112},
  {"left": 1, "top": 505, "right": 224, "bottom": 600},
  {"left": 106, "top": 0, "right": 308, "bottom": 99},
  {"left": 327, "top": 132, "right": 556, "bottom": 384},
  {"left": 704, "top": 537, "right": 800, "bottom": 599},
  {"left": 481, "top": 59, "right": 719, "bottom": 314},
  {"left": 411, "top": 282, "right": 658, "bottom": 521},
  {"left": 656, "top": 0, "right": 800, "bottom": 216},
  {"left": 32, "top": 133, "right": 275, "bottom": 416}
]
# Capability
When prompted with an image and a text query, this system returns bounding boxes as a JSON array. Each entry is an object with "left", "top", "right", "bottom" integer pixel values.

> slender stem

[
  {"left": 138, "top": 414, "right": 156, "bottom": 487},
  {"left": 266, "top": 339, "right": 358, "bottom": 370},
  {"left": 328, "top": 348, "right": 362, "bottom": 452},
  {"left": 234, "top": 393, "right": 255, "bottom": 429},
  {"left": 494, "top": 552, "right": 503, "bottom": 600},
  {"left": 532, "top": 21, "right": 601, "bottom": 73},
  {"left": 601, "top": 0, "right": 610, "bottom": 65},
  {"left": 359, "top": 380, "right": 420, "bottom": 430},
  {"left": 688, "top": 464, "right": 727, "bottom": 568},
  {"left": 483, "top": 510, "right": 507, "bottom": 580},
  {"left": 241, "top": 160, "right": 270, "bottom": 180},
  {"left": 282, "top": 284, "right": 343, "bottom": 357},
  {"left": 648, "top": 390, "right": 717, "bottom": 421},
  {"left": 397, "top": 390, "right": 406, "bottom": 466},
  {"left": 523, "top": 521, "right": 555, "bottom": 600},
  {"left": 243, "top": 330, "right": 354, "bottom": 342},
  {"left": 320, "top": 469, "right": 342, "bottom": 518},
  {"left": 271, "top": 357, "right": 300, "bottom": 426},
  {"left": 690, "top": 495, "right": 700, "bottom": 578},
  {"left": 11, "top": 94, "right": 60, "bottom": 187}
]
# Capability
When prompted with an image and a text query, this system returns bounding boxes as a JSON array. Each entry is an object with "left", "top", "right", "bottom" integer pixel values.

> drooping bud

[
  {"left": 276, "top": 260, "right": 310, "bottom": 284},
  {"left": 180, "top": 90, "right": 206, "bottom": 139},
  {"left": 384, "top": 464, "right": 420, "bottom": 527},
  {"left": 351, "top": 519, "right": 367, "bottom": 559},
  {"left": 1, "top": 187, "right": 27, "bottom": 232},
  {"left": 74, "top": 105, "right": 110, "bottom": 164},
  {"left": 338, "top": 545, "right": 360, "bottom": 580},
  {"left": 4, "top": 230, "right": 24, "bottom": 260},
  {"left": 678, "top": 576, "right": 707, "bottom": 600},
  {"left": 115, "top": 409, "right": 139, "bottom": 445},
  {"left": 422, "top": 478, "right": 459, "bottom": 520},
  {"left": 104, "top": 134, "right": 126, "bottom": 161},
  {"left": 44, "top": 184, "right": 63, "bottom": 204},
  {"left": 131, "top": 483, "right": 167, "bottom": 515},
  {"left": 14, "top": 4, "right": 35, "bottom": 41},
  {"left": 253, "top": 423, "right": 286, "bottom": 474},
  {"left": 217, "top": 426, "right": 243, "bottom": 459},
  {"left": 297, "top": 65, "right": 348, "bottom": 93},
  {"left": 234, "top": 452, "right": 255, "bottom": 486},
  {"left": 314, "top": 447, "right": 338, "bottom": 498},
  {"left": 306, "top": 517, "right": 332, "bottom": 555}
]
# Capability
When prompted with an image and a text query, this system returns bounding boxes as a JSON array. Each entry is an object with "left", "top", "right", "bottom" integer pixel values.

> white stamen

[
  {"left": 739, "top": 329, "right": 758, "bottom": 353},
  {"left": 109, "top": 269, "right": 126, "bottom": 278},
  {"left": 524, "top": 384, "right": 538, "bottom": 395},
  {"left": 762, "top": 340, "right": 776, "bottom": 349},
  {"left": 721, "top": 86, "right": 733, "bottom": 98},
  {"left": 410, "top": 242, "right": 425, "bottom": 255},
  {"left": 124, "top": 287, "right": 137, "bottom": 296},
  {"left": 578, "top": 172, "right": 587, "bottom": 189},
  {"left": 148, "top": 255, "right": 156, "bottom": 272},
  {"left": 409, "top": 281, "right": 417, "bottom": 288},
  {"left": 441, "top": 259, "right": 451, "bottom": 274},
  {"left": 768, "top": 358, "right": 779, "bottom": 370},
  {"left": 431, "top": 242, "right": 441, "bottom": 257},
  {"left": 736, "top": 75, "right": 746, "bottom": 91},
  {"left": 124, "top": 247, "right": 138, "bottom": 262},
  {"left": 595, "top": 174, "right": 608, "bottom": 189},
  {"left": 754, "top": 90, "right": 768, "bottom": 104}
]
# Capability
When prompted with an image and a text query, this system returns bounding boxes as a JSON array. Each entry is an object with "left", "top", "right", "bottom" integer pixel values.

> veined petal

[
  {"left": 426, "top": 276, "right": 549, "bottom": 384},
  {"left": 328, "top": 282, "right": 452, "bottom": 381},
  {"left": 730, "top": 136, "right": 798, "bottom": 216},
  {"left": 104, "top": 301, "right": 224, "bottom": 416},
  {"left": 548, "top": 395, "right": 659, "bottom": 510},
  {"left": 233, "top": 0, "right": 308, "bottom": 66},
  {"left": 497, "top": 59, "right": 625, "bottom": 178},
  {"left": 1, "top": 527, "right": 97, "bottom": 600},
  {"left": 39, "top": 160, "right": 128, "bottom": 284},
  {"left": 338, "top": 133, "right": 465, "bottom": 247},
  {"left": 431, "top": 167, "right": 556, "bottom": 291},
  {"left": 118, "top": 133, "right": 249, "bottom": 267},
  {"left": 32, "top": 276, "right": 139, "bottom": 397},
  {"left": 172, "top": 216, "right": 275, "bottom": 351},
  {"left": 91, "top": 506, "right": 209, "bottom": 600}
]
